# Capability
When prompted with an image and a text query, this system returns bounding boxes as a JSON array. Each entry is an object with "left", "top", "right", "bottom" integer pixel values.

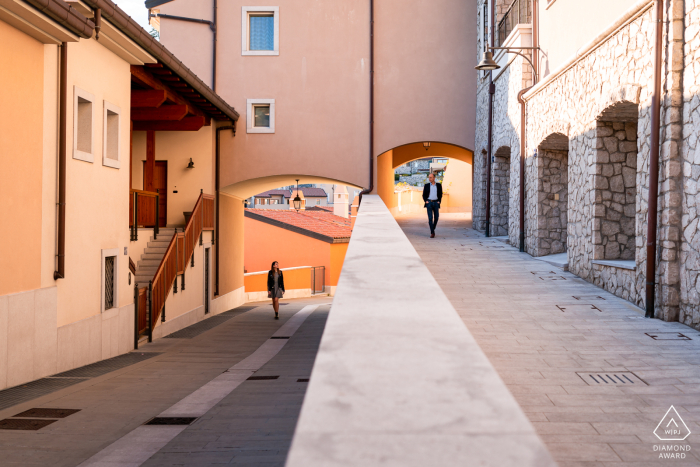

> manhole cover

[
  {"left": 557, "top": 304, "right": 602, "bottom": 313},
  {"left": 573, "top": 295, "right": 606, "bottom": 301},
  {"left": 270, "top": 336, "right": 290, "bottom": 340},
  {"left": 646, "top": 332, "right": 692, "bottom": 341},
  {"left": 13, "top": 408, "right": 80, "bottom": 419},
  {"left": 577, "top": 372, "right": 647, "bottom": 385},
  {"left": 247, "top": 375, "right": 279, "bottom": 381},
  {"left": 145, "top": 417, "right": 197, "bottom": 426},
  {"left": 0, "top": 418, "right": 57, "bottom": 430}
]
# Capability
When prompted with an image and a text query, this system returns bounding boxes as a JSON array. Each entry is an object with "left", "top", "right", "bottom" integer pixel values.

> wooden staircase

[{"left": 134, "top": 228, "right": 177, "bottom": 288}]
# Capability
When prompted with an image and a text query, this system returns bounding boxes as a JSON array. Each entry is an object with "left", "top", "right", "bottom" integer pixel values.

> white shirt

[{"left": 428, "top": 182, "right": 438, "bottom": 201}]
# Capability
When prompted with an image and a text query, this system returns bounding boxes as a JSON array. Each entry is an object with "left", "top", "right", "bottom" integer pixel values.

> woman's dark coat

[{"left": 267, "top": 270, "right": 285, "bottom": 293}]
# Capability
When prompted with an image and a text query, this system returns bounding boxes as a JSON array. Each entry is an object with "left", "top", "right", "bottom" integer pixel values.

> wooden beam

[
  {"left": 133, "top": 116, "right": 206, "bottom": 132},
  {"left": 131, "top": 90, "right": 166, "bottom": 108},
  {"left": 130, "top": 66, "right": 206, "bottom": 118},
  {"left": 145, "top": 130, "right": 155, "bottom": 191},
  {"left": 132, "top": 105, "right": 189, "bottom": 121}
]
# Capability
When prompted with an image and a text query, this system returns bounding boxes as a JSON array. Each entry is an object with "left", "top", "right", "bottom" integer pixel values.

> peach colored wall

[
  {"left": 218, "top": 193, "right": 245, "bottom": 297},
  {"left": 244, "top": 215, "right": 347, "bottom": 287},
  {"left": 377, "top": 150, "right": 395, "bottom": 209},
  {"left": 0, "top": 21, "right": 44, "bottom": 296},
  {"left": 538, "top": 0, "right": 638, "bottom": 79},
  {"left": 441, "top": 159, "right": 472, "bottom": 212},
  {"left": 159, "top": 0, "right": 370, "bottom": 192},
  {"left": 245, "top": 266, "right": 313, "bottom": 293},
  {"left": 374, "top": 0, "right": 477, "bottom": 158},
  {"left": 329, "top": 243, "right": 349, "bottom": 287},
  {"left": 131, "top": 127, "right": 215, "bottom": 226},
  {"left": 57, "top": 38, "right": 132, "bottom": 327}
]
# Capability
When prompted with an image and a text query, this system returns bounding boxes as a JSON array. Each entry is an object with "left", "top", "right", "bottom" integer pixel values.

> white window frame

[
  {"left": 241, "top": 6, "right": 279, "bottom": 56},
  {"left": 73, "top": 86, "right": 95, "bottom": 163},
  {"left": 101, "top": 248, "right": 119, "bottom": 313},
  {"left": 247, "top": 98, "right": 275, "bottom": 133},
  {"left": 102, "top": 101, "right": 121, "bottom": 169}
]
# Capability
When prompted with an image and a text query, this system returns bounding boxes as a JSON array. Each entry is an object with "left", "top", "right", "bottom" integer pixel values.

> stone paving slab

[
  {"left": 397, "top": 212, "right": 700, "bottom": 466},
  {"left": 0, "top": 297, "right": 329, "bottom": 467}
]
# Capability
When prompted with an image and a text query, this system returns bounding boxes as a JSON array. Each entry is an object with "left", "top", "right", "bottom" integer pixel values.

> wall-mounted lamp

[
  {"left": 186, "top": 158, "right": 195, "bottom": 169},
  {"left": 423, "top": 142, "right": 431, "bottom": 151},
  {"left": 292, "top": 179, "right": 302, "bottom": 212}
]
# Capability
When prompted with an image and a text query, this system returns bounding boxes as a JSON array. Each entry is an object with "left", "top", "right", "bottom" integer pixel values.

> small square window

[
  {"left": 73, "top": 86, "right": 95, "bottom": 162},
  {"left": 242, "top": 7, "right": 279, "bottom": 56},
  {"left": 247, "top": 99, "right": 275, "bottom": 133},
  {"left": 101, "top": 248, "right": 119, "bottom": 313},
  {"left": 103, "top": 101, "right": 121, "bottom": 169}
]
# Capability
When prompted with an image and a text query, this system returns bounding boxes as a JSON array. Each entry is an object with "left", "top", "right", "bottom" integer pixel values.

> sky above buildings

[{"left": 114, "top": 0, "right": 150, "bottom": 31}]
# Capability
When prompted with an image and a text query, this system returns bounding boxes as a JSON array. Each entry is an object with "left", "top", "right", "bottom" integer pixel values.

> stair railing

[
  {"left": 130, "top": 189, "right": 160, "bottom": 241},
  {"left": 148, "top": 191, "right": 215, "bottom": 328}
]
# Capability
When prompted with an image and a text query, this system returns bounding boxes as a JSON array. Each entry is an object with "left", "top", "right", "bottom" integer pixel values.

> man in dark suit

[{"left": 422, "top": 172, "right": 442, "bottom": 238}]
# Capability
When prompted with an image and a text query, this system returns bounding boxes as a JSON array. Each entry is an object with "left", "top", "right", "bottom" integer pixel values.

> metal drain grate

[
  {"left": 577, "top": 372, "right": 647, "bottom": 386},
  {"left": 247, "top": 375, "right": 279, "bottom": 381},
  {"left": 0, "top": 418, "right": 57, "bottom": 431},
  {"left": 52, "top": 352, "right": 162, "bottom": 378},
  {"left": 297, "top": 378, "right": 310, "bottom": 383},
  {"left": 646, "top": 332, "right": 692, "bottom": 341},
  {"left": 270, "top": 336, "right": 290, "bottom": 340},
  {"left": 145, "top": 417, "right": 197, "bottom": 426},
  {"left": 165, "top": 306, "right": 255, "bottom": 339},
  {"left": 0, "top": 378, "right": 86, "bottom": 411},
  {"left": 13, "top": 408, "right": 80, "bottom": 419},
  {"left": 557, "top": 304, "right": 602, "bottom": 312},
  {"left": 573, "top": 295, "right": 606, "bottom": 301}
]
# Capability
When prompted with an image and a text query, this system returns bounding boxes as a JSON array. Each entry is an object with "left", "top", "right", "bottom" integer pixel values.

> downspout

[
  {"left": 54, "top": 42, "right": 68, "bottom": 280},
  {"left": 215, "top": 123, "right": 235, "bottom": 297},
  {"left": 212, "top": 0, "right": 217, "bottom": 91},
  {"left": 485, "top": 0, "right": 495, "bottom": 237},
  {"left": 645, "top": 0, "right": 664, "bottom": 318},
  {"left": 519, "top": 0, "right": 538, "bottom": 253},
  {"left": 359, "top": 0, "right": 374, "bottom": 202}
]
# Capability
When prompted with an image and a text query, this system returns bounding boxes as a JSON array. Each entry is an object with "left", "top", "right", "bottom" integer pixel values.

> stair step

[
  {"left": 141, "top": 253, "right": 165, "bottom": 260},
  {"left": 145, "top": 247, "right": 168, "bottom": 254},
  {"left": 137, "top": 259, "right": 162, "bottom": 268},
  {"left": 137, "top": 267, "right": 158, "bottom": 275},
  {"left": 147, "top": 241, "right": 172, "bottom": 248}
]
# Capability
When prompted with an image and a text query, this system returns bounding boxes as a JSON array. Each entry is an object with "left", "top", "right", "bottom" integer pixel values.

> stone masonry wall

[
  {"left": 535, "top": 149, "right": 568, "bottom": 256},
  {"left": 491, "top": 148, "right": 511, "bottom": 236},
  {"left": 594, "top": 121, "right": 638, "bottom": 261},
  {"left": 524, "top": 6, "right": 657, "bottom": 309}
]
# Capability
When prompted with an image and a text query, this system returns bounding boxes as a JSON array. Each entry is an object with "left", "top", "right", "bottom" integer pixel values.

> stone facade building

[{"left": 473, "top": 0, "right": 700, "bottom": 328}]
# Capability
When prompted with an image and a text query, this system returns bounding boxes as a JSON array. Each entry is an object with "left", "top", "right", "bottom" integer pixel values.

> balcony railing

[{"left": 496, "top": 0, "right": 532, "bottom": 47}]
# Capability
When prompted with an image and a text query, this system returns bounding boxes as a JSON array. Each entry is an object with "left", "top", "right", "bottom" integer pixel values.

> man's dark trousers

[{"left": 426, "top": 201, "right": 440, "bottom": 234}]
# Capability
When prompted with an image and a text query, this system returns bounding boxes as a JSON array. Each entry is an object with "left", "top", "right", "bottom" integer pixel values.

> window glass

[
  {"left": 249, "top": 14, "right": 274, "bottom": 51},
  {"left": 254, "top": 105, "right": 271, "bottom": 127}
]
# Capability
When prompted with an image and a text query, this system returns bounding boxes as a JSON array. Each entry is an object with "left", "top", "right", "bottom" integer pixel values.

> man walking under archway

[{"left": 423, "top": 172, "right": 442, "bottom": 238}]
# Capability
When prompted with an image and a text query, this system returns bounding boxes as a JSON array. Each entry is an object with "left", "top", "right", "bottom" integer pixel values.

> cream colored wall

[
  {"left": 57, "top": 38, "right": 132, "bottom": 327},
  {"left": 131, "top": 127, "right": 215, "bottom": 226},
  {"left": 0, "top": 20, "right": 44, "bottom": 296},
  {"left": 538, "top": 0, "right": 638, "bottom": 77},
  {"left": 441, "top": 159, "right": 473, "bottom": 212}
]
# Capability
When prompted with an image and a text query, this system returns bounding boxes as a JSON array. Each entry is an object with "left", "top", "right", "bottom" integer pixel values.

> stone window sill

[{"left": 592, "top": 260, "right": 636, "bottom": 271}]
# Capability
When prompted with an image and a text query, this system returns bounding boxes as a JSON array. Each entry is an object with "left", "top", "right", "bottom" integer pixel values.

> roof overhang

[{"left": 244, "top": 210, "right": 350, "bottom": 244}]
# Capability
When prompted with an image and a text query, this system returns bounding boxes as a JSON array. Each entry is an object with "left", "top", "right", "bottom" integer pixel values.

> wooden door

[{"left": 143, "top": 161, "right": 167, "bottom": 227}]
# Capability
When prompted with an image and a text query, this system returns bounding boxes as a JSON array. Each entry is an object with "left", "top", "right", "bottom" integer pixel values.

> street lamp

[
  {"left": 292, "top": 179, "right": 302, "bottom": 212},
  {"left": 475, "top": 47, "right": 540, "bottom": 82}
]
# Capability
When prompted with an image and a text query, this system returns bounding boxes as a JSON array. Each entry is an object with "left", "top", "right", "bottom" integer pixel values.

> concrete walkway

[
  {"left": 397, "top": 212, "right": 700, "bottom": 466},
  {"left": 0, "top": 297, "right": 330, "bottom": 467}
]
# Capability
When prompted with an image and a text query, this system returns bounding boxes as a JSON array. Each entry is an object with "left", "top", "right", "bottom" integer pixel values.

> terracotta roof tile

[{"left": 246, "top": 208, "right": 351, "bottom": 239}]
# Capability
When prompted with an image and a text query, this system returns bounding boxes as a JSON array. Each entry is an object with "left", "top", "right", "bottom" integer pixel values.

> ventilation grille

[
  {"left": 52, "top": 352, "right": 161, "bottom": 378},
  {"left": 13, "top": 408, "right": 80, "bottom": 419},
  {"left": 0, "top": 419, "right": 57, "bottom": 431},
  {"left": 105, "top": 256, "right": 115, "bottom": 309},
  {"left": 577, "top": 372, "right": 647, "bottom": 386},
  {"left": 165, "top": 306, "right": 256, "bottom": 339},
  {"left": 247, "top": 375, "right": 279, "bottom": 381},
  {"left": 0, "top": 378, "right": 86, "bottom": 411},
  {"left": 145, "top": 417, "right": 197, "bottom": 426}
]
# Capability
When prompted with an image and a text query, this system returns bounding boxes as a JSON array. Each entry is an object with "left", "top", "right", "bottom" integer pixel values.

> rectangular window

[
  {"left": 101, "top": 248, "right": 119, "bottom": 313},
  {"left": 103, "top": 101, "right": 121, "bottom": 169},
  {"left": 73, "top": 86, "right": 95, "bottom": 162},
  {"left": 249, "top": 14, "right": 274, "bottom": 50},
  {"left": 247, "top": 99, "right": 275, "bottom": 133},
  {"left": 242, "top": 7, "right": 279, "bottom": 56}
]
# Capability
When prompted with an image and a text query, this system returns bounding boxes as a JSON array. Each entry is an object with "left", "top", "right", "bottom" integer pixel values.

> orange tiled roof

[{"left": 245, "top": 208, "right": 351, "bottom": 240}]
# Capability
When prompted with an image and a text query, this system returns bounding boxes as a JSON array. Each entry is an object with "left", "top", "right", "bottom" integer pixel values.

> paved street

[
  {"left": 0, "top": 297, "right": 330, "bottom": 467},
  {"left": 397, "top": 212, "right": 700, "bottom": 466}
]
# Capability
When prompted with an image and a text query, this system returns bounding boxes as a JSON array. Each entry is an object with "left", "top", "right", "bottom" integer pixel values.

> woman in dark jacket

[{"left": 267, "top": 261, "right": 285, "bottom": 320}]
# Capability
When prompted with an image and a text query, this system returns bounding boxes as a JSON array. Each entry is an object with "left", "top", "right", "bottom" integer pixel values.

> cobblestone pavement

[
  {"left": 0, "top": 297, "right": 330, "bottom": 467},
  {"left": 397, "top": 212, "right": 700, "bottom": 467}
]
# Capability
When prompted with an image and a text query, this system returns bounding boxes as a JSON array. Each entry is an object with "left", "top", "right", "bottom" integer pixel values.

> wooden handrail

[
  {"left": 149, "top": 191, "right": 214, "bottom": 327},
  {"left": 130, "top": 188, "right": 159, "bottom": 198}
]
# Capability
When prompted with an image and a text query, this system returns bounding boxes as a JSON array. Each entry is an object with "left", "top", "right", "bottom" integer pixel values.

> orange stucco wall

[
  {"left": 0, "top": 21, "right": 44, "bottom": 295},
  {"left": 244, "top": 266, "right": 313, "bottom": 293},
  {"left": 218, "top": 193, "right": 245, "bottom": 297},
  {"left": 244, "top": 216, "right": 347, "bottom": 287}
]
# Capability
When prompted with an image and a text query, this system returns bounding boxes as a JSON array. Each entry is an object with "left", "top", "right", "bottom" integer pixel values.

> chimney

[{"left": 333, "top": 185, "right": 349, "bottom": 218}]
